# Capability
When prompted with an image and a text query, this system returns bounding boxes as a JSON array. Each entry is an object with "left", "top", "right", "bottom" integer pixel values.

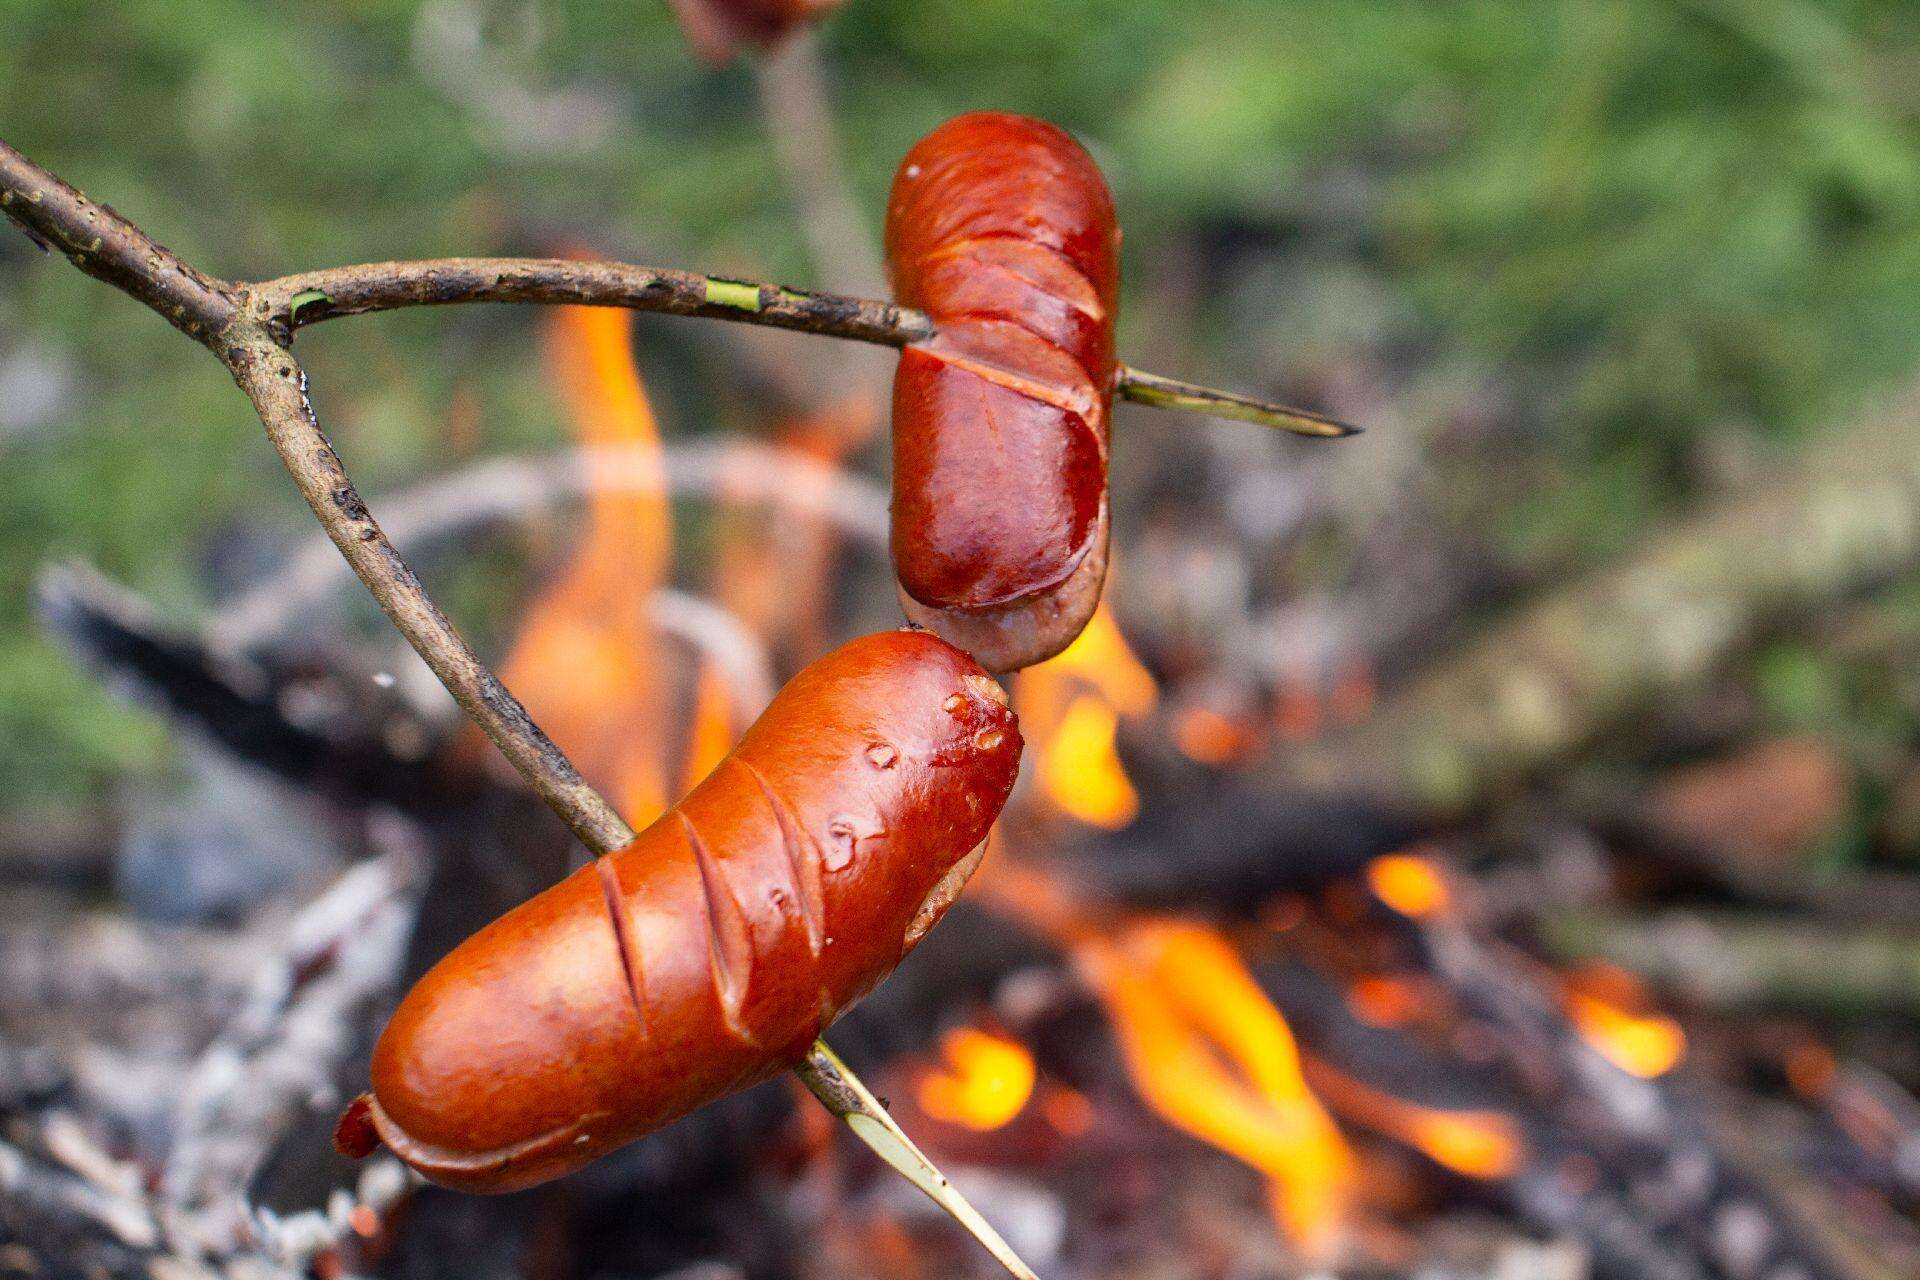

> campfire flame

[
  {"left": 679, "top": 658, "right": 738, "bottom": 799},
  {"left": 1078, "top": 919, "right": 1356, "bottom": 1257},
  {"left": 914, "top": 1027, "right": 1038, "bottom": 1132},
  {"left": 1366, "top": 851, "right": 1453, "bottom": 919},
  {"left": 464, "top": 302, "right": 1558, "bottom": 1263},
  {"left": 1015, "top": 604, "right": 1158, "bottom": 829},
  {"left": 474, "top": 299, "right": 674, "bottom": 826},
  {"left": 1039, "top": 698, "right": 1139, "bottom": 829},
  {"left": 1562, "top": 966, "right": 1686, "bottom": 1079},
  {"left": 1301, "top": 1056, "right": 1522, "bottom": 1180}
]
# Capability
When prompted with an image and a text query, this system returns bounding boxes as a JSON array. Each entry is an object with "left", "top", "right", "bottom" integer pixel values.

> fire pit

[{"left": 15, "top": 290, "right": 1908, "bottom": 1280}]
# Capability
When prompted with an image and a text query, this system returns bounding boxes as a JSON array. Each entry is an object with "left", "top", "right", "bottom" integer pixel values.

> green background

[{"left": 4, "top": 0, "right": 1919, "bottom": 805}]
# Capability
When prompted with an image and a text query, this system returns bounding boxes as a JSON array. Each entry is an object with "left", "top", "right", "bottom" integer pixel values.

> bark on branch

[
  {"left": 221, "top": 334, "right": 636, "bottom": 854},
  {"left": 259, "top": 257, "right": 932, "bottom": 348},
  {"left": 0, "top": 140, "right": 235, "bottom": 344}
]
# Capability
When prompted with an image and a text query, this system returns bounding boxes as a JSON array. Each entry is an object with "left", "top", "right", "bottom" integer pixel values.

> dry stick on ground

[
  {"left": 0, "top": 137, "right": 1041, "bottom": 1280},
  {"left": 1283, "top": 385, "right": 1920, "bottom": 813}
]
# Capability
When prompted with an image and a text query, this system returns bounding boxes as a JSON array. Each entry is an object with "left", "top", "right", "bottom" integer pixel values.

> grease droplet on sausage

[
  {"left": 974, "top": 727, "right": 1004, "bottom": 752},
  {"left": 943, "top": 693, "right": 966, "bottom": 714},
  {"left": 865, "top": 743, "right": 898, "bottom": 769}
]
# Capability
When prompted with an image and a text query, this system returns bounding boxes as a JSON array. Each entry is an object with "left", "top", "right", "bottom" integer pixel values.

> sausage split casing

[
  {"left": 886, "top": 112, "right": 1122, "bottom": 673},
  {"left": 668, "top": 0, "right": 842, "bottom": 66},
  {"left": 341, "top": 630, "right": 1022, "bottom": 1193}
]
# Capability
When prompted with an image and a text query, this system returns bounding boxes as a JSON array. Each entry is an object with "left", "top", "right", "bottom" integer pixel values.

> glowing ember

[
  {"left": 1564, "top": 990, "right": 1685, "bottom": 1079},
  {"left": 915, "top": 1027, "right": 1038, "bottom": 1131},
  {"left": 1345, "top": 975, "right": 1424, "bottom": 1028},
  {"left": 1327, "top": 660, "right": 1376, "bottom": 725},
  {"left": 1080, "top": 920, "right": 1355, "bottom": 1258},
  {"left": 1365, "top": 852, "right": 1452, "bottom": 919},
  {"left": 1274, "top": 683, "right": 1322, "bottom": 743},
  {"left": 1042, "top": 1086, "right": 1094, "bottom": 1136},
  {"left": 1173, "top": 705, "right": 1261, "bottom": 765},
  {"left": 1016, "top": 603, "right": 1157, "bottom": 829},
  {"left": 1785, "top": 1040, "right": 1837, "bottom": 1098}
]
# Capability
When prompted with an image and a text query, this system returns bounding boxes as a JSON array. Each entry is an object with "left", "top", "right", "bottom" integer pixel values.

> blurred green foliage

[{"left": 3, "top": 0, "right": 1919, "bottom": 804}]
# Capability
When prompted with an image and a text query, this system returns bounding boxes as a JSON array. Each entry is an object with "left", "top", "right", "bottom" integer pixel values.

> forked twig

[{"left": 2, "top": 135, "right": 1035, "bottom": 1277}]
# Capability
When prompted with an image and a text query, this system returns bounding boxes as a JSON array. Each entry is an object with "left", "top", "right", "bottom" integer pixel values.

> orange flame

[
  {"left": 1015, "top": 604, "right": 1158, "bottom": 829},
  {"left": 679, "top": 658, "right": 737, "bottom": 799},
  {"left": 1561, "top": 970, "right": 1686, "bottom": 1079},
  {"left": 914, "top": 1027, "right": 1038, "bottom": 1132},
  {"left": 1040, "top": 697, "right": 1139, "bottom": 828},
  {"left": 709, "top": 394, "right": 876, "bottom": 660},
  {"left": 1079, "top": 920, "right": 1355, "bottom": 1257},
  {"left": 475, "top": 300, "right": 672, "bottom": 825},
  {"left": 1366, "top": 852, "right": 1452, "bottom": 919},
  {"left": 1302, "top": 1057, "right": 1522, "bottom": 1180}
]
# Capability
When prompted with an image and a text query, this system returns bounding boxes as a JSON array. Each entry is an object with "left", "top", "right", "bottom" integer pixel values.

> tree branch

[
  {"left": 219, "top": 332, "right": 637, "bottom": 855},
  {"left": 258, "top": 258, "right": 932, "bottom": 347},
  {"left": 256, "top": 259, "right": 1358, "bottom": 438},
  {"left": 0, "top": 140, "right": 236, "bottom": 345}
]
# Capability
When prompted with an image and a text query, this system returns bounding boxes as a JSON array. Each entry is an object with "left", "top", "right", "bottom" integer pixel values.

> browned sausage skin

[
  {"left": 342, "top": 629, "right": 1021, "bottom": 1193},
  {"left": 886, "top": 112, "right": 1122, "bottom": 672}
]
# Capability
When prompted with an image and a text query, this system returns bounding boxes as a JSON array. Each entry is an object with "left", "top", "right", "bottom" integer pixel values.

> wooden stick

[
  {"left": 255, "top": 259, "right": 1359, "bottom": 438},
  {"left": 1115, "top": 364, "right": 1360, "bottom": 438},
  {"left": 2, "top": 135, "right": 1038, "bottom": 1279}
]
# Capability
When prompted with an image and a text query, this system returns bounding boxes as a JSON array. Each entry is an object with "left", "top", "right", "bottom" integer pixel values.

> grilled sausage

[
  {"left": 886, "top": 112, "right": 1121, "bottom": 672},
  {"left": 669, "top": 0, "right": 843, "bottom": 66},
  {"left": 338, "top": 628, "right": 1021, "bottom": 1192}
]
